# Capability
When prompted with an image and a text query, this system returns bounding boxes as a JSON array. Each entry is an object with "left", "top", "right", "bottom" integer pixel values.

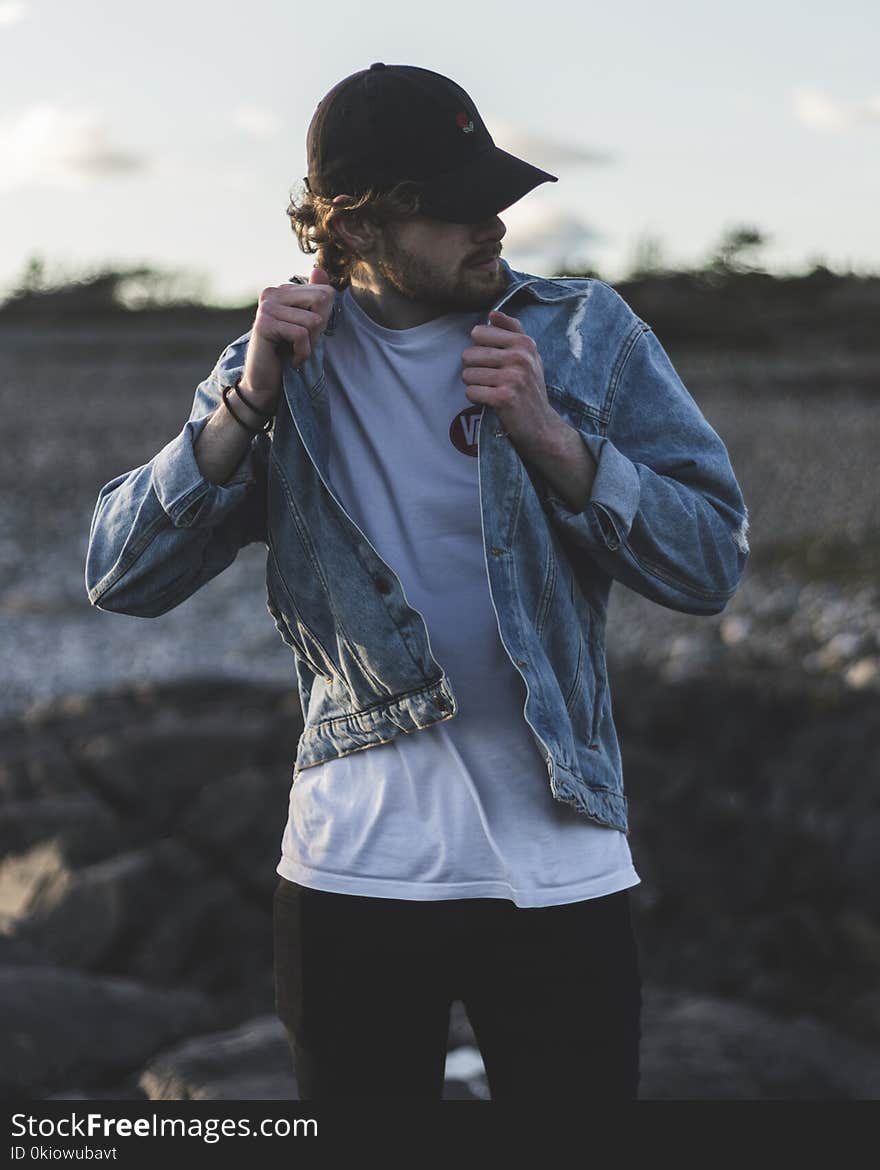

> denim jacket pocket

[
  {"left": 265, "top": 543, "right": 337, "bottom": 682},
  {"left": 534, "top": 545, "right": 603, "bottom": 745},
  {"left": 561, "top": 630, "right": 607, "bottom": 750}
]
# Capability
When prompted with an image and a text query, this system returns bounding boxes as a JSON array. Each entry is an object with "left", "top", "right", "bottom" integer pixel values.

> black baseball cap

[{"left": 304, "top": 63, "right": 558, "bottom": 223}]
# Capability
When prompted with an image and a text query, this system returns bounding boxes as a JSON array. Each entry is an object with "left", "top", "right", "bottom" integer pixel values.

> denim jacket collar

[{"left": 298, "top": 256, "right": 590, "bottom": 340}]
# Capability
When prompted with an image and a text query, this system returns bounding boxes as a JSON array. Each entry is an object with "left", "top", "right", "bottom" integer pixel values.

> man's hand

[
  {"left": 462, "top": 309, "right": 597, "bottom": 511},
  {"left": 461, "top": 309, "right": 564, "bottom": 463},
  {"left": 240, "top": 266, "right": 336, "bottom": 413}
]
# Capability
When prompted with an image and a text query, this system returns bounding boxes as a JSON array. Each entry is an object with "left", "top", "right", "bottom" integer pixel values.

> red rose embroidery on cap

[{"left": 456, "top": 111, "right": 474, "bottom": 133}]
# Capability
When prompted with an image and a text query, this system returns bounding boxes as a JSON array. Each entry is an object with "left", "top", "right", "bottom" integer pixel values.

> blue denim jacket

[{"left": 85, "top": 258, "right": 750, "bottom": 834}]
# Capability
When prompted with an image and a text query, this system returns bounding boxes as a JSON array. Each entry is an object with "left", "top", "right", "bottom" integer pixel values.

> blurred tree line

[
  {"left": 1, "top": 227, "right": 877, "bottom": 352},
  {"left": 558, "top": 222, "right": 878, "bottom": 352},
  {"left": 0, "top": 256, "right": 213, "bottom": 319}
]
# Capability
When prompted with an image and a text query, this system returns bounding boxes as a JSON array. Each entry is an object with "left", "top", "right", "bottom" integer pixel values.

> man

[{"left": 85, "top": 64, "right": 750, "bottom": 1101}]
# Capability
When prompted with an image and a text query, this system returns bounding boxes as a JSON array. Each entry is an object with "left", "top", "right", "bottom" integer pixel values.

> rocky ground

[
  {"left": 1, "top": 674, "right": 878, "bottom": 1101},
  {"left": 1, "top": 318, "right": 878, "bottom": 1099}
]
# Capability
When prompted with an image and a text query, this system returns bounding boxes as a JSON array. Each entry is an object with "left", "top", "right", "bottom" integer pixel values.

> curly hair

[{"left": 285, "top": 179, "right": 425, "bottom": 289}]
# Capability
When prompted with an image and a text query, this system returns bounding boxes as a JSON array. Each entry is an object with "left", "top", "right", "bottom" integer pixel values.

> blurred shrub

[{"left": 0, "top": 256, "right": 214, "bottom": 322}]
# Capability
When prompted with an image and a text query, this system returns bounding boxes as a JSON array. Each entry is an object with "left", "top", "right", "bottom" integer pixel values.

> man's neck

[{"left": 346, "top": 280, "right": 449, "bottom": 331}]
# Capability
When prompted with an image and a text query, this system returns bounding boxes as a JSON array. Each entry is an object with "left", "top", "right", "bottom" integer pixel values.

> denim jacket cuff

[
  {"left": 542, "top": 431, "right": 641, "bottom": 552},
  {"left": 151, "top": 413, "right": 258, "bottom": 529}
]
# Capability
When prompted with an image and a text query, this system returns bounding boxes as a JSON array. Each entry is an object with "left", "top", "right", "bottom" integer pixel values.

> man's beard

[{"left": 375, "top": 237, "right": 508, "bottom": 313}]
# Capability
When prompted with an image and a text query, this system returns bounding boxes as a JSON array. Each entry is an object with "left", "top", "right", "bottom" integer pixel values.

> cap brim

[{"left": 415, "top": 145, "right": 558, "bottom": 223}]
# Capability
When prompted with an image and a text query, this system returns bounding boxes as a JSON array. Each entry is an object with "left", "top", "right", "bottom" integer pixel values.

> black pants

[{"left": 273, "top": 875, "right": 642, "bottom": 1100}]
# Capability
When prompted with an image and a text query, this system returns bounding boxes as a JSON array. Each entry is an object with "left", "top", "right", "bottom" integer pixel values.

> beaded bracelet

[{"left": 221, "top": 383, "right": 273, "bottom": 434}]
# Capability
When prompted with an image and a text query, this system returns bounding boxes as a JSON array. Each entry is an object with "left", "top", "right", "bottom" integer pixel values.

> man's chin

[{"left": 450, "top": 266, "right": 508, "bottom": 309}]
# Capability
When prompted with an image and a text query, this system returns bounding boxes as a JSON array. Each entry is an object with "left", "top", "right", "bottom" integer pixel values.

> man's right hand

[{"left": 239, "top": 266, "right": 335, "bottom": 413}]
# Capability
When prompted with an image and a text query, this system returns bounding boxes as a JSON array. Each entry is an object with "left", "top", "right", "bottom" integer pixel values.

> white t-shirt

[{"left": 276, "top": 285, "right": 640, "bottom": 907}]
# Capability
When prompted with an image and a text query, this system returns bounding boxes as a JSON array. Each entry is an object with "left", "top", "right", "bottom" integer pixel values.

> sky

[{"left": 1, "top": 0, "right": 878, "bottom": 306}]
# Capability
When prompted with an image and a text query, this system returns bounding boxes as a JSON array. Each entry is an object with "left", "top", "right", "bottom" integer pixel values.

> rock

[
  {"left": 46, "top": 1084, "right": 147, "bottom": 1100},
  {"left": 0, "top": 841, "right": 68, "bottom": 926},
  {"left": 846, "top": 657, "right": 879, "bottom": 690},
  {"left": 719, "top": 615, "right": 751, "bottom": 646},
  {"left": 139, "top": 1014, "right": 297, "bottom": 1101},
  {"left": 0, "top": 738, "right": 82, "bottom": 801},
  {"left": 73, "top": 713, "right": 283, "bottom": 821},
  {"left": 0, "top": 934, "right": 45, "bottom": 967},
  {"left": 0, "top": 963, "right": 217, "bottom": 1097},
  {"left": 175, "top": 762, "right": 295, "bottom": 888},
  {"left": 12, "top": 846, "right": 160, "bottom": 968},
  {"left": 11, "top": 839, "right": 276, "bottom": 1013},
  {"left": 639, "top": 985, "right": 880, "bottom": 1100},
  {"left": 0, "top": 794, "right": 121, "bottom": 867}
]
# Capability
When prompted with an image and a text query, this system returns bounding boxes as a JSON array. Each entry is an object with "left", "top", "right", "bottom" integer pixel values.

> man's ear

[{"left": 330, "top": 204, "right": 380, "bottom": 257}]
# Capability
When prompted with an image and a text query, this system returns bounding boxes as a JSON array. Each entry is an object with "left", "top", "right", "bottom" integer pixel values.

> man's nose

[{"left": 473, "top": 214, "right": 507, "bottom": 241}]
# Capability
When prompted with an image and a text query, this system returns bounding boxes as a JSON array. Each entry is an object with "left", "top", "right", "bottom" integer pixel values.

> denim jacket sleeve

[
  {"left": 84, "top": 339, "right": 269, "bottom": 618},
  {"left": 541, "top": 324, "right": 750, "bottom": 615}
]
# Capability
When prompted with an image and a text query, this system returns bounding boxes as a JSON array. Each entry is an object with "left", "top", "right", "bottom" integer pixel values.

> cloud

[
  {"left": 486, "top": 116, "right": 615, "bottom": 170},
  {"left": 506, "top": 210, "right": 605, "bottom": 263},
  {"left": 0, "top": 2, "right": 26, "bottom": 27},
  {"left": 232, "top": 105, "right": 282, "bottom": 139},
  {"left": 0, "top": 104, "right": 147, "bottom": 191},
  {"left": 791, "top": 86, "right": 880, "bottom": 131}
]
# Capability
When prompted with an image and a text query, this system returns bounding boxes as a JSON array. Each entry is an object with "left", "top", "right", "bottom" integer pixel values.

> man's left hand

[{"left": 461, "top": 310, "right": 563, "bottom": 461}]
